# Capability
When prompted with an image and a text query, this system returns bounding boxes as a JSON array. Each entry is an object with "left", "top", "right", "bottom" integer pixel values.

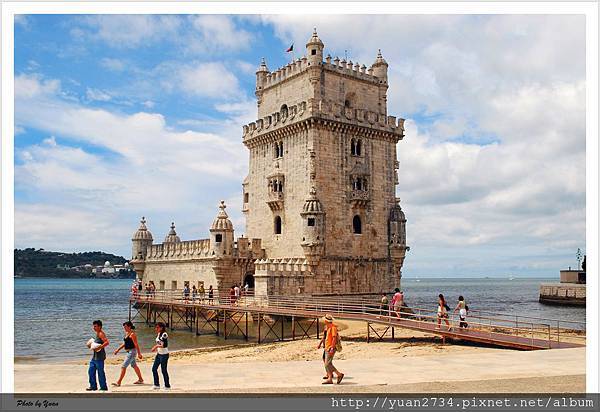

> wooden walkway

[{"left": 129, "top": 292, "right": 585, "bottom": 350}]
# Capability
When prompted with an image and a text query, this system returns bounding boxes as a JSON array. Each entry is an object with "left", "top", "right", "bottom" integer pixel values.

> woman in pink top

[{"left": 391, "top": 288, "right": 404, "bottom": 318}]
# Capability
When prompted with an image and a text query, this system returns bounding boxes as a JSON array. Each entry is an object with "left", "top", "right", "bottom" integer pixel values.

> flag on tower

[{"left": 285, "top": 43, "right": 294, "bottom": 53}]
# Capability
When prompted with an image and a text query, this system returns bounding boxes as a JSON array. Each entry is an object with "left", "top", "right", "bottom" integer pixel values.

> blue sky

[{"left": 14, "top": 14, "right": 586, "bottom": 277}]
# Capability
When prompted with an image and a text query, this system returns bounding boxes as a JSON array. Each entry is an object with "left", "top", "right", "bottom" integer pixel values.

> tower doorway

[{"left": 243, "top": 273, "right": 255, "bottom": 289}]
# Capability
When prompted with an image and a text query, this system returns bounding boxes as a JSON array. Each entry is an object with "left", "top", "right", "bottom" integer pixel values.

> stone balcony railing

[
  {"left": 267, "top": 191, "right": 284, "bottom": 211},
  {"left": 348, "top": 189, "right": 370, "bottom": 207}
]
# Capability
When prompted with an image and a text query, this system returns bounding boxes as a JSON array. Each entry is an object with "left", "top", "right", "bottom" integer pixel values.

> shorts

[{"left": 122, "top": 349, "right": 137, "bottom": 368}]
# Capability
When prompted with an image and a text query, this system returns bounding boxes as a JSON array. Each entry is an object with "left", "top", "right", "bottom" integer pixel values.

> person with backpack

[
  {"left": 436, "top": 294, "right": 452, "bottom": 331},
  {"left": 321, "top": 314, "right": 344, "bottom": 385},
  {"left": 453, "top": 296, "right": 469, "bottom": 328},
  {"left": 150, "top": 322, "right": 171, "bottom": 390}
]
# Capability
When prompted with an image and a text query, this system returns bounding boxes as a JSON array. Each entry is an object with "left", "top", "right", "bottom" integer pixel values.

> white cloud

[
  {"left": 187, "top": 15, "right": 253, "bottom": 53},
  {"left": 85, "top": 87, "right": 112, "bottom": 102},
  {"left": 177, "top": 62, "right": 240, "bottom": 99},
  {"left": 15, "top": 74, "right": 60, "bottom": 99},
  {"left": 77, "top": 15, "right": 181, "bottom": 48},
  {"left": 15, "top": 75, "right": 249, "bottom": 255},
  {"left": 100, "top": 57, "right": 126, "bottom": 72}
]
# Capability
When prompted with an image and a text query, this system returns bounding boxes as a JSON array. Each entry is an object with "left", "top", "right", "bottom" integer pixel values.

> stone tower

[{"left": 242, "top": 30, "right": 408, "bottom": 296}]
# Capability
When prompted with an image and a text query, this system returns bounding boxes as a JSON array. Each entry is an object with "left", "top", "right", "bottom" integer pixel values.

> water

[
  {"left": 14, "top": 277, "right": 586, "bottom": 362},
  {"left": 14, "top": 278, "right": 250, "bottom": 363}
]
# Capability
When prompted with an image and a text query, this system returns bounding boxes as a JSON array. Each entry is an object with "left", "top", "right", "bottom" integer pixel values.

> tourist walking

[
  {"left": 199, "top": 283, "right": 205, "bottom": 301},
  {"left": 243, "top": 282, "right": 249, "bottom": 295},
  {"left": 149, "top": 281, "right": 156, "bottom": 298},
  {"left": 151, "top": 322, "right": 171, "bottom": 390},
  {"left": 112, "top": 321, "right": 144, "bottom": 387},
  {"left": 453, "top": 296, "right": 469, "bottom": 328},
  {"left": 321, "top": 314, "right": 344, "bottom": 385},
  {"left": 208, "top": 285, "right": 214, "bottom": 303},
  {"left": 391, "top": 288, "right": 404, "bottom": 318},
  {"left": 379, "top": 293, "right": 389, "bottom": 318},
  {"left": 437, "top": 294, "right": 451, "bottom": 331},
  {"left": 229, "top": 285, "right": 236, "bottom": 305},
  {"left": 192, "top": 285, "right": 198, "bottom": 302},
  {"left": 234, "top": 283, "right": 241, "bottom": 304},
  {"left": 86, "top": 320, "right": 109, "bottom": 391}
]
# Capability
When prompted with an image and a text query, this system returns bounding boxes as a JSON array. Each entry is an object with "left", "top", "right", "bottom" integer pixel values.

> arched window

[
  {"left": 356, "top": 139, "right": 362, "bottom": 156},
  {"left": 274, "top": 216, "right": 282, "bottom": 234},
  {"left": 353, "top": 215, "right": 362, "bottom": 234},
  {"left": 350, "top": 139, "right": 356, "bottom": 156},
  {"left": 215, "top": 234, "right": 223, "bottom": 243},
  {"left": 279, "top": 141, "right": 284, "bottom": 157},
  {"left": 274, "top": 143, "right": 280, "bottom": 158}
]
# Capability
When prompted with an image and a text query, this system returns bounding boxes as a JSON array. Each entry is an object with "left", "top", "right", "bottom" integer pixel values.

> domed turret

[
  {"left": 163, "top": 222, "right": 181, "bottom": 243},
  {"left": 210, "top": 201, "right": 235, "bottom": 256},
  {"left": 104, "top": 261, "right": 111, "bottom": 268},
  {"left": 301, "top": 187, "right": 325, "bottom": 264},
  {"left": 256, "top": 57, "right": 269, "bottom": 90},
  {"left": 371, "top": 49, "right": 388, "bottom": 82},
  {"left": 306, "top": 28, "right": 324, "bottom": 65},
  {"left": 389, "top": 198, "right": 407, "bottom": 247},
  {"left": 131, "top": 217, "right": 153, "bottom": 260}
]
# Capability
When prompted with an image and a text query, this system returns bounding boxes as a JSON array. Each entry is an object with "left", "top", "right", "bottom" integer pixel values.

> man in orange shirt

[{"left": 320, "top": 314, "right": 344, "bottom": 384}]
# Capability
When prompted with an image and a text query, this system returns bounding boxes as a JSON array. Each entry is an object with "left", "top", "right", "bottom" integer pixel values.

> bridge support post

[
  {"left": 224, "top": 310, "right": 227, "bottom": 340},
  {"left": 281, "top": 316, "right": 284, "bottom": 341},
  {"left": 245, "top": 312, "right": 249, "bottom": 341},
  {"left": 292, "top": 316, "right": 295, "bottom": 340},
  {"left": 216, "top": 311, "right": 220, "bottom": 336},
  {"left": 257, "top": 313, "right": 261, "bottom": 343},
  {"left": 392, "top": 327, "right": 395, "bottom": 340},
  {"left": 195, "top": 307, "right": 199, "bottom": 335},
  {"left": 316, "top": 319, "right": 319, "bottom": 339},
  {"left": 367, "top": 322, "right": 370, "bottom": 343}
]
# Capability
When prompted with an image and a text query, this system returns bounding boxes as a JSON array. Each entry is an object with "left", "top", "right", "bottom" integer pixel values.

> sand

[{"left": 14, "top": 321, "right": 586, "bottom": 393}]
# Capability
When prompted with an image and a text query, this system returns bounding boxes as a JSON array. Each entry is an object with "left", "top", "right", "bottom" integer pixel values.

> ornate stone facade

[{"left": 131, "top": 30, "right": 409, "bottom": 296}]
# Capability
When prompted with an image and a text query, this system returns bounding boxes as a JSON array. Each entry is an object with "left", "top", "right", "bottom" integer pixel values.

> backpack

[{"left": 335, "top": 334, "right": 343, "bottom": 352}]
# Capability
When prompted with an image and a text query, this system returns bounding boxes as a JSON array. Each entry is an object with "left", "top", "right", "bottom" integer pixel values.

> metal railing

[{"left": 129, "top": 290, "right": 586, "bottom": 349}]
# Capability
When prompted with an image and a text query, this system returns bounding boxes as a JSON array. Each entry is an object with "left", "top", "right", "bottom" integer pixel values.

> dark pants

[
  {"left": 152, "top": 354, "right": 170, "bottom": 388},
  {"left": 88, "top": 359, "right": 107, "bottom": 390}
]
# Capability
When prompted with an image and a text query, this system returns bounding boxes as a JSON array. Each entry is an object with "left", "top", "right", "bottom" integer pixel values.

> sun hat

[{"left": 323, "top": 314, "right": 334, "bottom": 323}]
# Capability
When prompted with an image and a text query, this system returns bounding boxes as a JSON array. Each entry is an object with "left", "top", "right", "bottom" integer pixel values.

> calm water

[{"left": 14, "top": 277, "right": 586, "bottom": 362}]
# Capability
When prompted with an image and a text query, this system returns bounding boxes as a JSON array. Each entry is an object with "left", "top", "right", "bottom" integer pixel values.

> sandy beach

[{"left": 14, "top": 321, "right": 585, "bottom": 393}]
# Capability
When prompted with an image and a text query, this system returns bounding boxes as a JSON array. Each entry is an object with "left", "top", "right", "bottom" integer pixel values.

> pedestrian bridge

[{"left": 128, "top": 291, "right": 585, "bottom": 350}]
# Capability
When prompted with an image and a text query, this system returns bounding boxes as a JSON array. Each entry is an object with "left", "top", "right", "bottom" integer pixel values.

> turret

[
  {"left": 131, "top": 216, "right": 153, "bottom": 260},
  {"left": 371, "top": 49, "right": 388, "bottom": 83},
  {"left": 388, "top": 198, "right": 409, "bottom": 286},
  {"left": 210, "top": 201, "right": 235, "bottom": 257},
  {"left": 306, "top": 28, "right": 324, "bottom": 65},
  {"left": 163, "top": 222, "right": 181, "bottom": 243},
  {"left": 300, "top": 187, "right": 325, "bottom": 265}
]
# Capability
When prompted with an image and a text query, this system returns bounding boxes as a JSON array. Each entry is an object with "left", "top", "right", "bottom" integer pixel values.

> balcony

[
  {"left": 267, "top": 191, "right": 284, "bottom": 211},
  {"left": 348, "top": 189, "right": 369, "bottom": 208}
]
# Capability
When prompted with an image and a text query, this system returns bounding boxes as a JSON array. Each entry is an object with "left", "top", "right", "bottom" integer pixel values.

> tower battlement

[{"left": 242, "top": 99, "right": 405, "bottom": 144}]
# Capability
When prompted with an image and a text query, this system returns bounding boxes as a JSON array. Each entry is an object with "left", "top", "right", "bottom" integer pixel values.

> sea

[{"left": 14, "top": 277, "right": 586, "bottom": 362}]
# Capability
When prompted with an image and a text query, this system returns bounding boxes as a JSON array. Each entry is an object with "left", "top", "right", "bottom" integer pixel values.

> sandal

[
  {"left": 111, "top": 383, "right": 120, "bottom": 387},
  {"left": 322, "top": 380, "right": 333, "bottom": 385},
  {"left": 337, "top": 373, "right": 345, "bottom": 384},
  {"left": 133, "top": 380, "right": 144, "bottom": 385}
]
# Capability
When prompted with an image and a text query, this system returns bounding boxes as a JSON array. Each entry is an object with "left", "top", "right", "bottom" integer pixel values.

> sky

[{"left": 13, "top": 14, "right": 586, "bottom": 277}]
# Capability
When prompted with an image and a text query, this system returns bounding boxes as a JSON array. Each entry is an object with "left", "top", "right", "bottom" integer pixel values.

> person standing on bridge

[
  {"left": 437, "top": 294, "right": 452, "bottom": 331},
  {"left": 453, "top": 296, "right": 469, "bottom": 328},
  {"left": 321, "top": 314, "right": 344, "bottom": 385},
  {"left": 208, "top": 285, "right": 214, "bottom": 303},
  {"left": 391, "top": 288, "right": 404, "bottom": 318}
]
